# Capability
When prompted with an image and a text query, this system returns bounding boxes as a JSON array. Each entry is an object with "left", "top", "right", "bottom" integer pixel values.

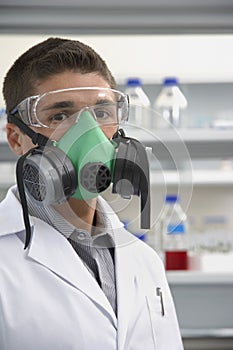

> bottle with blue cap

[
  {"left": 154, "top": 77, "right": 188, "bottom": 128},
  {"left": 160, "top": 194, "right": 189, "bottom": 270},
  {"left": 124, "top": 78, "right": 151, "bottom": 128}
]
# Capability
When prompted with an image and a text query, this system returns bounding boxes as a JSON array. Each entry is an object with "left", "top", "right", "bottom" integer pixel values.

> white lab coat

[{"left": 0, "top": 186, "right": 183, "bottom": 350}]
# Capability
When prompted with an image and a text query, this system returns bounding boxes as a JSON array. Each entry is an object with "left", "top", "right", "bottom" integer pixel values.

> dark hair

[{"left": 3, "top": 37, "right": 117, "bottom": 118}]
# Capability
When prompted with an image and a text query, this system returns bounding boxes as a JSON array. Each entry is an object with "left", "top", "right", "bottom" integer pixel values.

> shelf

[
  {"left": 167, "top": 267, "right": 233, "bottom": 332},
  {"left": 181, "top": 327, "right": 233, "bottom": 339},
  {"left": 167, "top": 270, "right": 233, "bottom": 285},
  {"left": 1, "top": 1, "right": 232, "bottom": 35},
  {"left": 151, "top": 169, "right": 233, "bottom": 186},
  {"left": 125, "top": 127, "right": 233, "bottom": 142},
  {"left": 124, "top": 126, "right": 233, "bottom": 160}
]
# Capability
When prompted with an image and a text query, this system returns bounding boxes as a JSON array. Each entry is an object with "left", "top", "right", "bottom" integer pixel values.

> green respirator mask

[
  {"left": 55, "top": 110, "right": 116, "bottom": 200},
  {"left": 11, "top": 110, "right": 151, "bottom": 249}
]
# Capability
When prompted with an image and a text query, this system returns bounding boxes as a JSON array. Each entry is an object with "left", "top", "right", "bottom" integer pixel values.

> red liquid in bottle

[{"left": 165, "top": 250, "right": 188, "bottom": 270}]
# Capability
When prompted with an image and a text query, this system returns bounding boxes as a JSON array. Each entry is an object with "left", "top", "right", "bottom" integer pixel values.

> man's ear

[{"left": 6, "top": 122, "right": 25, "bottom": 155}]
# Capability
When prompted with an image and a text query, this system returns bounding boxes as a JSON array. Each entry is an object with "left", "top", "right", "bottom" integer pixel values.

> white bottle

[
  {"left": 154, "top": 77, "right": 188, "bottom": 128},
  {"left": 124, "top": 78, "right": 151, "bottom": 128},
  {"left": 160, "top": 194, "right": 189, "bottom": 270}
]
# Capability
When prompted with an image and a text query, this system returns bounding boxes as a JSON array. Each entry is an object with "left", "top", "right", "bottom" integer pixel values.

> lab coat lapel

[
  {"left": 27, "top": 218, "right": 117, "bottom": 327},
  {"left": 114, "top": 228, "right": 138, "bottom": 349}
]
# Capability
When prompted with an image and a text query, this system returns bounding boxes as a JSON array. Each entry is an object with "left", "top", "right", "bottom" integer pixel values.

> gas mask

[{"left": 10, "top": 89, "right": 151, "bottom": 248}]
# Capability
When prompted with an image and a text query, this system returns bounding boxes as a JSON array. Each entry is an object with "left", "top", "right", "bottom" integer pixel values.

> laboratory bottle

[
  {"left": 160, "top": 194, "right": 189, "bottom": 270},
  {"left": 154, "top": 77, "right": 187, "bottom": 128},
  {"left": 124, "top": 78, "right": 151, "bottom": 128}
]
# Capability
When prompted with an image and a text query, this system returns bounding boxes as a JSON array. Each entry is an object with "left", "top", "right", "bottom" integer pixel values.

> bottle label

[{"left": 167, "top": 223, "right": 185, "bottom": 234}]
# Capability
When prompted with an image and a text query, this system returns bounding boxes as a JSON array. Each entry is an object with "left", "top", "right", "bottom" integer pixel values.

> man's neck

[{"left": 54, "top": 197, "right": 97, "bottom": 235}]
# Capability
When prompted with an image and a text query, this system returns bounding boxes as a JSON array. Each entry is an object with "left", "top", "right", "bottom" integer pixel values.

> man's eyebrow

[
  {"left": 41, "top": 98, "right": 115, "bottom": 111},
  {"left": 95, "top": 98, "right": 114, "bottom": 105},
  {"left": 41, "top": 100, "right": 75, "bottom": 111}
]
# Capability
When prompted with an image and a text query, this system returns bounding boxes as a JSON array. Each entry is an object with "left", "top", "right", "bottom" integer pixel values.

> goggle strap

[{"left": 9, "top": 114, "right": 50, "bottom": 147}]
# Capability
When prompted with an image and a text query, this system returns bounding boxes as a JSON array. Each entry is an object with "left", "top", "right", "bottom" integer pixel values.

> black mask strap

[
  {"left": 9, "top": 114, "right": 52, "bottom": 248},
  {"left": 16, "top": 149, "right": 36, "bottom": 249},
  {"left": 8, "top": 114, "right": 51, "bottom": 147}
]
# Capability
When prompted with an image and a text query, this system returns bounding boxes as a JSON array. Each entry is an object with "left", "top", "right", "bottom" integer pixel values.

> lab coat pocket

[
  {"left": 146, "top": 287, "right": 177, "bottom": 350},
  {"left": 147, "top": 287, "right": 165, "bottom": 317}
]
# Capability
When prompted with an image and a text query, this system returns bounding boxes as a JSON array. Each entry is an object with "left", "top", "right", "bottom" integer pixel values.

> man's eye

[
  {"left": 95, "top": 109, "right": 110, "bottom": 119},
  {"left": 50, "top": 112, "right": 69, "bottom": 122},
  {"left": 94, "top": 103, "right": 116, "bottom": 120}
]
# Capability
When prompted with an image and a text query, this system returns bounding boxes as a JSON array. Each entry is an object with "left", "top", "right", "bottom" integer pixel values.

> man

[{"left": 0, "top": 37, "right": 183, "bottom": 349}]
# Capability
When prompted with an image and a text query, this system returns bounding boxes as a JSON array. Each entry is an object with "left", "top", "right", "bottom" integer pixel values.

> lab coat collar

[
  {"left": 114, "top": 231, "right": 139, "bottom": 350},
  {"left": 0, "top": 185, "right": 31, "bottom": 236},
  {"left": 95, "top": 196, "right": 142, "bottom": 348}
]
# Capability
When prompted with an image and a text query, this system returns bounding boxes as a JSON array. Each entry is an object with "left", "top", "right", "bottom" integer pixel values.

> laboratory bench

[{"left": 167, "top": 269, "right": 233, "bottom": 350}]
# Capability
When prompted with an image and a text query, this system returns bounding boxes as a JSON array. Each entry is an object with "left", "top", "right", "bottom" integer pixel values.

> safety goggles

[{"left": 10, "top": 87, "right": 129, "bottom": 129}]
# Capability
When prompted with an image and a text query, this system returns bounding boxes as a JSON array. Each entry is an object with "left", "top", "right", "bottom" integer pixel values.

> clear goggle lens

[{"left": 17, "top": 87, "right": 129, "bottom": 129}]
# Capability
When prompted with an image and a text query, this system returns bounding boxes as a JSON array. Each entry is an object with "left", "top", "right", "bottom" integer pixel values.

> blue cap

[
  {"left": 126, "top": 78, "right": 142, "bottom": 87},
  {"left": 165, "top": 195, "right": 178, "bottom": 202},
  {"left": 163, "top": 77, "right": 179, "bottom": 86},
  {"left": 133, "top": 233, "right": 147, "bottom": 241}
]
